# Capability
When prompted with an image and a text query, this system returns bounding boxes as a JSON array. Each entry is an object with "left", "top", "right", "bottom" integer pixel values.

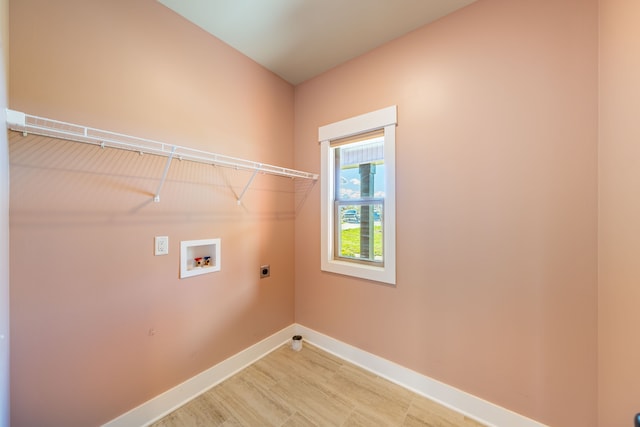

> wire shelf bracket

[
  {"left": 5, "top": 109, "right": 319, "bottom": 203},
  {"left": 237, "top": 167, "right": 260, "bottom": 205},
  {"left": 153, "top": 145, "right": 176, "bottom": 203}
]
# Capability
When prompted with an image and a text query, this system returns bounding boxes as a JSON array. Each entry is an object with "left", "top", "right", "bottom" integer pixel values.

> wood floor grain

[{"left": 151, "top": 343, "right": 486, "bottom": 427}]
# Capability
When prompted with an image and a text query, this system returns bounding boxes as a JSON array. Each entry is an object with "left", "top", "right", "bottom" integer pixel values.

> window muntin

[{"left": 319, "top": 106, "right": 396, "bottom": 285}]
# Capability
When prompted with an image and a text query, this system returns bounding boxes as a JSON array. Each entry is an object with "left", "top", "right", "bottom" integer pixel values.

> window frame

[{"left": 319, "top": 106, "right": 397, "bottom": 285}]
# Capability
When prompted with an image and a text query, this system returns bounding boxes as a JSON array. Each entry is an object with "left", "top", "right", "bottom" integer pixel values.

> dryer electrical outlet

[
  {"left": 155, "top": 236, "right": 169, "bottom": 256},
  {"left": 260, "top": 265, "right": 270, "bottom": 278}
]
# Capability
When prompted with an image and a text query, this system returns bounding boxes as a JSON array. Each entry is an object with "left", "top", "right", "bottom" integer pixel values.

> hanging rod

[{"left": 5, "top": 109, "right": 318, "bottom": 203}]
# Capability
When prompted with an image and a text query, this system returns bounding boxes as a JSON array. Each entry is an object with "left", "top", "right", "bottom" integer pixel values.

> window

[{"left": 319, "top": 106, "right": 396, "bottom": 285}]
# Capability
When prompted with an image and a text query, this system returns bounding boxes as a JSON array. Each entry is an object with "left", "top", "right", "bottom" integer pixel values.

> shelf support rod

[
  {"left": 153, "top": 146, "right": 176, "bottom": 202},
  {"left": 237, "top": 166, "right": 261, "bottom": 205}
]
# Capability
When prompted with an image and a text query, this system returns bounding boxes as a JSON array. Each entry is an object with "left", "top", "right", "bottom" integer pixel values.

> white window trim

[{"left": 319, "top": 106, "right": 397, "bottom": 285}]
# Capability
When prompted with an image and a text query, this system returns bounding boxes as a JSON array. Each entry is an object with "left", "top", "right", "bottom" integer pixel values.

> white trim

[
  {"left": 102, "top": 325, "right": 296, "bottom": 427},
  {"left": 103, "top": 323, "right": 546, "bottom": 427},
  {"left": 295, "top": 324, "right": 548, "bottom": 427},
  {"left": 318, "top": 105, "right": 397, "bottom": 142},
  {"left": 319, "top": 107, "right": 397, "bottom": 285}
]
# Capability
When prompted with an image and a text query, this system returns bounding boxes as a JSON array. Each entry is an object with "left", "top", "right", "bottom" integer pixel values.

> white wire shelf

[{"left": 5, "top": 109, "right": 318, "bottom": 203}]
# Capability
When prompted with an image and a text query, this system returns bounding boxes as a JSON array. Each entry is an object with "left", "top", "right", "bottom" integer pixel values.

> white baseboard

[
  {"left": 103, "top": 323, "right": 546, "bottom": 427},
  {"left": 294, "top": 324, "right": 546, "bottom": 427},
  {"left": 102, "top": 324, "right": 296, "bottom": 427}
]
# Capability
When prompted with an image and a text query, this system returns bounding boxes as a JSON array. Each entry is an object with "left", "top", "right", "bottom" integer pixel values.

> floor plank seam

[{"left": 151, "top": 343, "right": 486, "bottom": 427}]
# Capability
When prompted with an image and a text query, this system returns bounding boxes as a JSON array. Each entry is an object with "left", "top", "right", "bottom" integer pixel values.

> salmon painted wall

[
  {"left": 598, "top": 0, "right": 640, "bottom": 425},
  {"left": 9, "top": 1, "right": 295, "bottom": 426},
  {"left": 294, "top": 0, "right": 598, "bottom": 425},
  {"left": 1, "top": 0, "right": 11, "bottom": 425}
]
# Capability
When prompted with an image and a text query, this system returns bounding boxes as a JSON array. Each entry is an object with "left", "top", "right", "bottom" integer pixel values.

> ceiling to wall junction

[{"left": 157, "top": 0, "right": 477, "bottom": 85}]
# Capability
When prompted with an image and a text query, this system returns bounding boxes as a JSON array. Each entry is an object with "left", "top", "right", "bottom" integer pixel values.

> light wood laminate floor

[{"left": 151, "top": 342, "right": 486, "bottom": 427}]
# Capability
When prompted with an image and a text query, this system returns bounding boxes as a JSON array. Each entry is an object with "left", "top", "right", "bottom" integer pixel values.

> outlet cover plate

[{"left": 155, "top": 236, "right": 169, "bottom": 256}]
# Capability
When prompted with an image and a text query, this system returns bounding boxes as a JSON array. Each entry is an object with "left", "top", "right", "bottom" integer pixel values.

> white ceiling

[{"left": 157, "top": 0, "right": 477, "bottom": 85}]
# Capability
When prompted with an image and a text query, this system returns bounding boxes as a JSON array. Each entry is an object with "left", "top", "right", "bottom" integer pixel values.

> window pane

[
  {"left": 336, "top": 202, "right": 384, "bottom": 263},
  {"left": 333, "top": 136, "right": 386, "bottom": 266},
  {"left": 336, "top": 139, "right": 385, "bottom": 202}
]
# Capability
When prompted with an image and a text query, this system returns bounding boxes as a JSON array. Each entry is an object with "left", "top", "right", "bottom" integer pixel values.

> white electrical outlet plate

[{"left": 155, "top": 236, "right": 169, "bottom": 256}]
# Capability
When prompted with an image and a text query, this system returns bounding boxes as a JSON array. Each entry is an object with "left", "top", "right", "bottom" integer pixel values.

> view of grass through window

[{"left": 339, "top": 219, "right": 383, "bottom": 258}]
